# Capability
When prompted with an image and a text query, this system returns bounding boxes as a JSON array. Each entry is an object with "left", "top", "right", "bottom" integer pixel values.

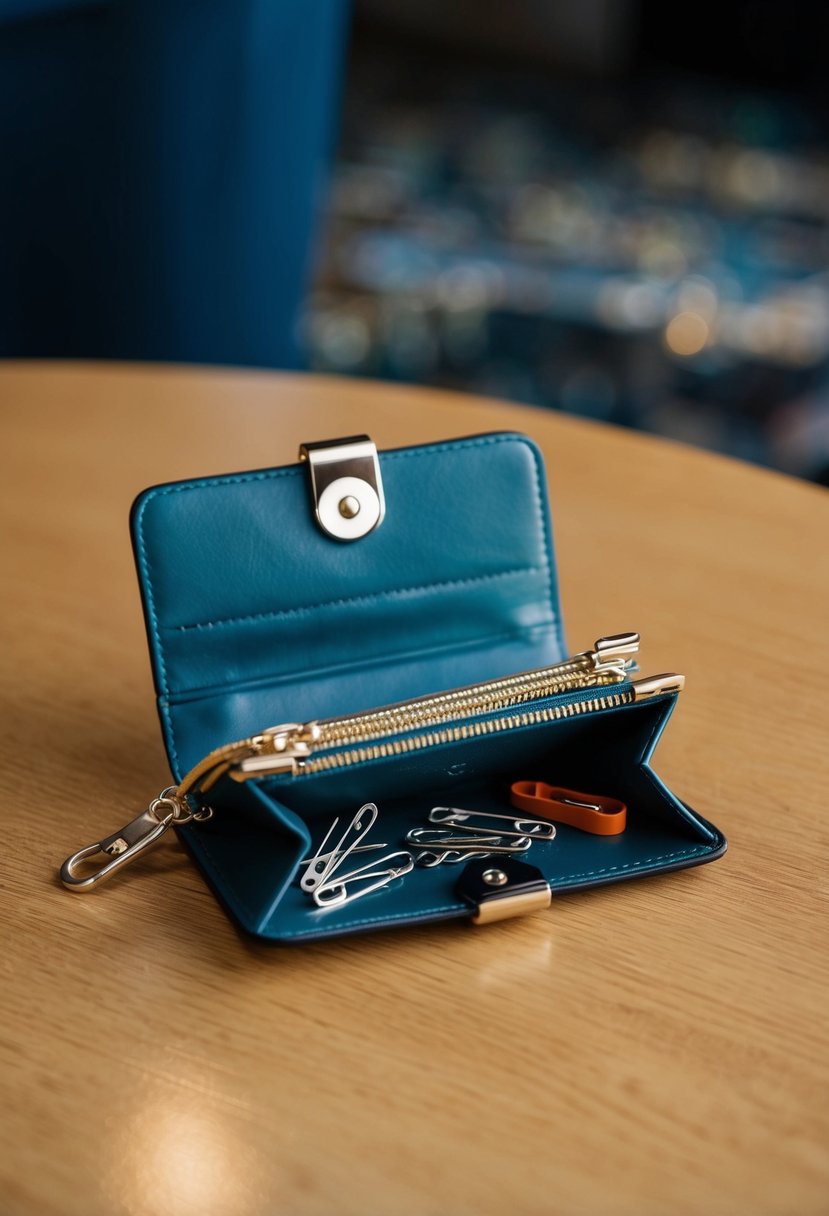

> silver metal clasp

[{"left": 299, "top": 435, "right": 385, "bottom": 542}]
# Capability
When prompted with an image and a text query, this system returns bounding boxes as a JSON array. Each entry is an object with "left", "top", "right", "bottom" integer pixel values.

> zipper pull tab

[
  {"left": 60, "top": 787, "right": 212, "bottom": 892},
  {"left": 632, "top": 673, "right": 685, "bottom": 699},
  {"left": 587, "top": 632, "right": 640, "bottom": 677},
  {"left": 231, "top": 721, "right": 321, "bottom": 780}
]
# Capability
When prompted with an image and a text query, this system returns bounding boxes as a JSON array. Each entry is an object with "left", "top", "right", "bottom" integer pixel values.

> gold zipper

[
  {"left": 225, "top": 632, "right": 640, "bottom": 782},
  {"left": 277, "top": 687, "right": 636, "bottom": 778},
  {"left": 59, "top": 629, "right": 684, "bottom": 891},
  {"left": 234, "top": 675, "right": 684, "bottom": 783},
  {"left": 292, "top": 631, "right": 641, "bottom": 748},
  {"left": 229, "top": 636, "right": 683, "bottom": 784}
]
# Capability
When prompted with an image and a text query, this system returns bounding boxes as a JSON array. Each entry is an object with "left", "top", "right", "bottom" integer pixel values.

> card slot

[
  {"left": 157, "top": 577, "right": 557, "bottom": 703},
  {"left": 163, "top": 562, "right": 543, "bottom": 635},
  {"left": 160, "top": 625, "right": 564, "bottom": 780},
  {"left": 161, "top": 622, "right": 558, "bottom": 707}
]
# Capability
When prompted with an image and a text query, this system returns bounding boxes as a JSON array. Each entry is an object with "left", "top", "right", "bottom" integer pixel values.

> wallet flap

[{"left": 131, "top": 432, "right": 565, "bottom": 777}]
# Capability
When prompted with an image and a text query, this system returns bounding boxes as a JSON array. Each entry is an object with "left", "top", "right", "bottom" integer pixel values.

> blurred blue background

[
  {"left": 3, "top": 0, "right": 829, "bottom": 482},
  {"left": 0, "top": 0, "right": 347, "bottom": 367},
  {"left": 309, "top": 1, "right": 829, "bottom": 484}
]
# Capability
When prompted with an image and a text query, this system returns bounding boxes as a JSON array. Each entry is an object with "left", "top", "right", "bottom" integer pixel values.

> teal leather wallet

[{"left": 64, "top": 432, "right": 726, "bottom": 938}]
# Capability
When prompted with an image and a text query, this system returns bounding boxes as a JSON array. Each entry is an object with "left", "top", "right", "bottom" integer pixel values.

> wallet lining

[{"left": 181, "top": 697, "right": 724, "bottom": 942}]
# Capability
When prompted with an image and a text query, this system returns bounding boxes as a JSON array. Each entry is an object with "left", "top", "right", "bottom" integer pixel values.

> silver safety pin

[
  {"left": 313, "top": 851, "right": 414, "bottom": 908},
  {"left": 301, "top": 803, "right": 379, "bottom": 893},
  {"left": 405, "top": 826, "right": 509, "bottom": 847},
  {"left": 300, "top": 842, "right": 387, "bottom": 866},
  {"left": 429, "top": 807, "right": 556, "bottom": 841},
  {"left": 414, "top": 840, "right": 531, "bottom": 868}
]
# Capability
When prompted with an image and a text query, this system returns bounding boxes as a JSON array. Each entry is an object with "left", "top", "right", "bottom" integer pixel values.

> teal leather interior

[
  {"left": 131, "top": 432, "right": 725, "bottom": 942},
  {"left": 1, "top": 0, "right": 347, "bottom": 366},
  {"left": 178, "top": 693, "right": 725, "bottom": 941},
  {"left": 132, "top": 433, "right": 566, "bottom": 779}
]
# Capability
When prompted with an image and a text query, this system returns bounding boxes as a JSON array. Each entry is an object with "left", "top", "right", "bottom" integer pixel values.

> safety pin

[
  {"left": 429, "top": 807, "right": 556, "bottom": 841},
  {"left": 405, "top": 826, "right": 508, "bottom": 847},
  {"left": 313, "top": 851, "right": 414, "bottom": 908},
  {"left": 300, "top": 842, "right": 387, "bottom": 866},
  {"left": 300, "top": 803, "right": 379, "bottom": 893},
  {"left": 415, "top": 840, "right": 531, "bottom": 868}
]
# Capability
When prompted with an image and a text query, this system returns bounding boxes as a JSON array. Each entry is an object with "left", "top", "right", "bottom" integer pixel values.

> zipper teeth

[
  {"left": 299, "top": 688, "right": 634, "bottom": 776},
  {"left": 313, "top": 659, "right": 619, "bottom": 748}
]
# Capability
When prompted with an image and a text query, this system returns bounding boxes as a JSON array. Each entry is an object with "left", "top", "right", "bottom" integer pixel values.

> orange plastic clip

[{"left": 509, "top": 781, "right": 627, "bottom": 836}]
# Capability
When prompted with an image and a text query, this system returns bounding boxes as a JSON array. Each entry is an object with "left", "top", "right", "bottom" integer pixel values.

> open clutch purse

[{"left": 60, "top": 432, "right": 726, "bottom": 940}]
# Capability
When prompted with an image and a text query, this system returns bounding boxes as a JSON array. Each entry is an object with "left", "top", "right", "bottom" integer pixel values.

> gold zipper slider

[
  {"left": 632, "top": 673, "right": 685, "bottom": 699},
  {"left": 585, "top": 632, "right": 640, "bottom": 677},
  {"left": 231, "top": 722, "right": 321, "bottom": 780}
]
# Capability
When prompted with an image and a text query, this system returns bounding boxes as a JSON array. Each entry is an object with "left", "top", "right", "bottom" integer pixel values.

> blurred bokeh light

[{"left": 306, "top": 1, "right": 829, "bottom": 483}]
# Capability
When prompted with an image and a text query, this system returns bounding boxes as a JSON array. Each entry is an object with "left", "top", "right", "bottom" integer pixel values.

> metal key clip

[{"left": 59, "top": 788, "right": 212, "bottom": 891}]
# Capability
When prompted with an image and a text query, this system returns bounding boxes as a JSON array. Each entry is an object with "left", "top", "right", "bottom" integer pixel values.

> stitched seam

[
  {"left": 159, "top": 698, "right": 184, "bottom": 783},
  {"left": 275, "top": 903, "right": 465, "bottom": 938},
  {"left": 188, "top": 839, "right": 714, "bottom": 938},
  {"left": 142, "top": 466, "right": 302, "bottom": 501},
  {"left": 164, "top": 623, "right": 557, "bottom": 705},
  {"left": 519, "top": 437, "right": 561, "bottom": 653},
  {"left": 550, "top": 844, "right": 712, "bottom": 885},
  {"left": 134, "top": 494, "right": 170, "bottom": 697},
  {"left": 169, "top": 564, "right": 542, "bottom": 633},
  {"left": 385, "top": 435, "right": 520, "bottom": 462},
  {"left": 140, "top": 434, "right": 525, "bottom": 507}
]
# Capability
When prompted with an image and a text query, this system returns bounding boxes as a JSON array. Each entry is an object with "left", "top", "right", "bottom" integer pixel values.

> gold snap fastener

[
  {"left": 482, "top": 868, "right": 509, "bottom": 887},
  {"left": 338, "top": 495, "right": 361, "bottom": 519}
]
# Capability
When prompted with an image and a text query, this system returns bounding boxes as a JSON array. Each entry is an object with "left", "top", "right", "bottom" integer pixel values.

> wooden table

[{"left": 2, "top": 362, "right": 827, "bottom": 1216}]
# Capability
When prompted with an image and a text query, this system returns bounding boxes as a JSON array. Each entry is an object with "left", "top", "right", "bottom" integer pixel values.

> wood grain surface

[{"left": 1, "top": 362, "right": 827, "bottom": 1216}]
